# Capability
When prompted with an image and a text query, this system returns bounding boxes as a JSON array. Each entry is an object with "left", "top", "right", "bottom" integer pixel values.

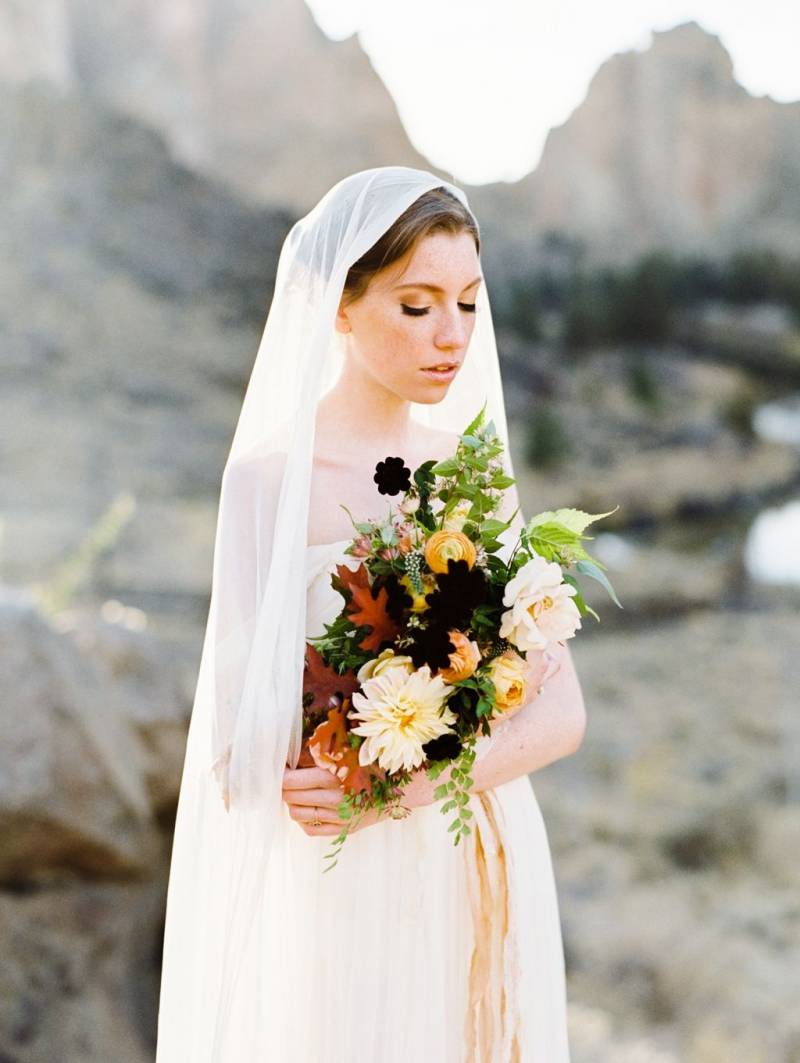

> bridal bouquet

[{"left": 299, "top": 404, "right": 621, "bottom": 870}]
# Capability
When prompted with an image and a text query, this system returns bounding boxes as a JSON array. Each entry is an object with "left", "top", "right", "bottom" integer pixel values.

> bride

[{"left": 156, "top": 167, "right": 586, "bottom": 1062}]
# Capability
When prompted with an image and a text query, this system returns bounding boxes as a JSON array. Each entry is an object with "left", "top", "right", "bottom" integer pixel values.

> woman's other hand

[
  {"left": 282, "top": 765, "right": 349, "bottom": 835},
  {"left": 282, "top": 764, "right": 394, "bottom": 836}
]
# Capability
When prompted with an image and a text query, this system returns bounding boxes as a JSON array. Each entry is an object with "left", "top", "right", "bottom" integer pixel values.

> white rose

[
  {"left": 498, "top": 554, "right": 581, "bottom": 651},
  {"left": 356, "top": 648, "right": 415, "bottom": 684}
]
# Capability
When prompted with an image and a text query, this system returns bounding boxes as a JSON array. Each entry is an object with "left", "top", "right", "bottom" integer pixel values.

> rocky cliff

[
  {"left": 0, "top": 0, "right": 433, "bottom": 212},
  {"left": 4, "top": 9, "right": 798, "bottom": 266},
  {"left": 471, "top": 21, "right": 800, "bottom": 271}
]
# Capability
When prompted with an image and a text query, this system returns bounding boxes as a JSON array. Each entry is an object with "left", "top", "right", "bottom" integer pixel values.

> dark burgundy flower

[
  {"left": 424, "top": 560, "right": 490, "bottom": 629},
  {"left": 407, "top": 623, "right": 456, "bottom": 672},
  {"left": 380, "top": 573, "right": 415, "bottom": 623},
  {"left": 374, "top": 456, "right": 412, "bottom": 496},
  {"left": 423, "top": 732, "right": 463, "bottom": 762}
]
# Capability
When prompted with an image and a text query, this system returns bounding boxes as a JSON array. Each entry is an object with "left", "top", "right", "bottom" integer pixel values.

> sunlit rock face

[
  {"left": 4, "top": 10, "right": 799, "bottom": 263},
  {"left": 530, "top": 20, "right": 752, "bottom": 246},
  {"left": 0, "top": 0, "right": 431, "bottom": 213},
  {"left": 470, "top": 20, "right": 800, "bottom": 271}
]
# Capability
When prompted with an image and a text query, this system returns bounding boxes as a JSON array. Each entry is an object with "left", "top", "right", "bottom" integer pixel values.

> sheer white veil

[{"left": 156, "top": 166, "right": 520, "bottom": 1060}]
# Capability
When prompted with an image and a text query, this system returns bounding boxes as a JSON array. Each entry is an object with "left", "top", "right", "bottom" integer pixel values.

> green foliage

[
  {"left": 526, "top": 245, "right": 800, "bottom": 346},
  {"left": 427, "top": 739, "right": 478, "bottom": 845},
  {"left": 504, "top": 276, "right": 542, "bottom": 340},
  {"left": 524, "top": 404, "right": 571, "bottom": 470},
  {"left": 512, "top": 506, "right": 623, "bottom": 617},
  {"left": 625, "top": 355, "right": 663, "bottom": 411}
]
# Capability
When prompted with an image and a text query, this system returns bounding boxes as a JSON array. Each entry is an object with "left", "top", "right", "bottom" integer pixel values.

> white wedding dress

[{"left": 230, "top": 537, "right": 570, "bottom": 1062}]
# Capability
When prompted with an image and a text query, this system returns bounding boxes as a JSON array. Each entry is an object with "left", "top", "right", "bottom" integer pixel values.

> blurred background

[{"left": 1, "top": 1, "right": 799, "bottom": 1060}]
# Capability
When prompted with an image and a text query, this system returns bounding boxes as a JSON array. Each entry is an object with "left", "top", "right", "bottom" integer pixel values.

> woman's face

[{"left": 335, "top": 229, "right": 482, "bottom": 404}]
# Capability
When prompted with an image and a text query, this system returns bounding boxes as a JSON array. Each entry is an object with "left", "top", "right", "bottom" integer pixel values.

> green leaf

[
  {"left": 380, "top": 524, "right": 398, "bottom": 545},
  {"left": 527, "top": 506, "right": 618, "bottom": 536},
  {"left": 462, "top": 402, "right": 487, "bottom": 438},
  {"left": 574, "top": 558, "right": 624, "bottom": 609},
  {"left": 479, "top": 518, "right": 511, "bottom": 536},
  {"left": 431, "top": 458, "right": 460, "bottom": 477},
  {"left": 413, "top": 460, "right": 437, "bottom": 492}
]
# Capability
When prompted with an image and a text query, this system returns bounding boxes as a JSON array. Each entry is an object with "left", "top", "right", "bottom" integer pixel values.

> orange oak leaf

[
  {"left": 302, "top": 642, "right": 360, "bottom": 719},
  {"left": 333, "top": 559, "right": 371, "bottom": 594},
  {"left": 307, "top": 700, "right": 379, "bottom": 795},
  {"left": 348, "top": 583, "right": 399, "bottom": 652},
  {"left": 334, "top": 562, "right": 399, "bottom": 652}
]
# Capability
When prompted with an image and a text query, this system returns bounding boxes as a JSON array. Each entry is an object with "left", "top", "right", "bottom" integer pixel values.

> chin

[{"left": 410, "top": 388, "right": 449, "bottom": 406}]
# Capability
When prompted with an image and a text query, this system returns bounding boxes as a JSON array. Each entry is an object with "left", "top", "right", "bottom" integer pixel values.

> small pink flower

[{"left": 352, "top": 534, "right": 372, "bottom": 558}]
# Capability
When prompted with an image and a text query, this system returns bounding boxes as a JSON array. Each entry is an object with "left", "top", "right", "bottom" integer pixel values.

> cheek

[{"left": 369, "top": 314, "right": 427, "bottom": 373}]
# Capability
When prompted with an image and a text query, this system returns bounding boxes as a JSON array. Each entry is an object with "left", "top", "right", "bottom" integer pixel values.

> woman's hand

[
  {"left": 282, "top": 765, "right": 391, "bottom": 837},
  {"left": 282, "top": 765, "right": 348, "bottom": 835}
]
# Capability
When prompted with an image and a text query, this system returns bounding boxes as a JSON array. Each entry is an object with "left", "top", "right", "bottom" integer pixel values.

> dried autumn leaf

[
  {"left": 335, "top": 563, "right": 400, "bottom": 652},
  {"left": 332, "top": 559, "right": 371, "bottom": 598},
  {"left": 307, "top": 701, "right": 378, "bottom": 795},
  {"left": 348, "top": 583, "right": 399, "bottom": 651},
  {"left": 302, "top": 642, "right": 360, "bottom": 719}
]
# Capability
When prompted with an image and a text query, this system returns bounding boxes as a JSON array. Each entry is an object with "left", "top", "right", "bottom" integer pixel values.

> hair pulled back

[{"left": 341, "top": 186, "right": 480, "bottom": 308}]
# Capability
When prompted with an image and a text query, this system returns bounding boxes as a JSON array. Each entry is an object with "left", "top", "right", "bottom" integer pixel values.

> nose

[{"left": 434, "top": 305, "right": 470, "bottom": 352}]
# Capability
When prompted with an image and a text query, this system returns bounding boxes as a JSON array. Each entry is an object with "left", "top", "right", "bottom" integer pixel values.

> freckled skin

[{"left": 333, "top": 229, "right": 482, "bottom": 407}]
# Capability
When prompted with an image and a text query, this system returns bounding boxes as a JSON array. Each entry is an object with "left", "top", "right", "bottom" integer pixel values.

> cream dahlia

[{"left": 348, "top": 664, "right": 456, "bottom": 773}]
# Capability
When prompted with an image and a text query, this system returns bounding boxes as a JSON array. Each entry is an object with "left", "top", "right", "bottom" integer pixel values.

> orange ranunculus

[
  {"left": 439, "top": 629, "right": 482, "bottom": 682},
  {"left": 424, "top": 530, "right": 477, "bottom": 574}
]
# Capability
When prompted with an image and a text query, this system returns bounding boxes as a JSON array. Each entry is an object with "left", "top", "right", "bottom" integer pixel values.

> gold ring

[{"left": 312, "top": 806, "right": 321, "bottom": 826}]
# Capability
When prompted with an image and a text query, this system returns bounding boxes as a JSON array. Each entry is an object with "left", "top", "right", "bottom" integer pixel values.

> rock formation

[
  {"left": 471, "top": 21, "right": 800, "bottom": 270},
  {"left": 0, "top": 0, "right": 434, "bottom": 212}
]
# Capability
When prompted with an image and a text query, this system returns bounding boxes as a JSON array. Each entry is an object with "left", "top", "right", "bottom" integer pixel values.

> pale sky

[{"left": 304, "top": 0, "right": 800, "bottom": 185}]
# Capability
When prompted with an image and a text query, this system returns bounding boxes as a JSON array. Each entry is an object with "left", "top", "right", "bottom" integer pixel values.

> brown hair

[{"left": 341, "top": 186, "right": 480, "bottom": 308}]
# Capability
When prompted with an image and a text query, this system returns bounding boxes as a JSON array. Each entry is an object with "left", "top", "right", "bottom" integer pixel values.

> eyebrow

[{"left": 392, "top": 277, "right": 483, "bottom": 294}]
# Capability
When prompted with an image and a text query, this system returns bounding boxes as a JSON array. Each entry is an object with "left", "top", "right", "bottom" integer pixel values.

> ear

[{"left": 334, "top": 297, "right": 352, "bottom": 334}]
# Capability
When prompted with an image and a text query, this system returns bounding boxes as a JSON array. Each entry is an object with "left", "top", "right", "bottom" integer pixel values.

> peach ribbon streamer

[{"left": 463, "top": 789, "right": 522, "bottom": 1062}]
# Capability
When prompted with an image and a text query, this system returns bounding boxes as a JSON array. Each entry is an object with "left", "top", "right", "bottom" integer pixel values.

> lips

[{"left": 421, "top": 363, "right": 460, "bottom": 382}]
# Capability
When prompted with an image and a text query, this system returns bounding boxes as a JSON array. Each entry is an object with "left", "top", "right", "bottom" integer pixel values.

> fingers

[
  {"left": 283, "top": 766, "right": 344, "bottom": 791},
  {"left": 299, "top": 822, "right": 344, "bottom": 836},
  {"left": 282, "top": 786, "right": 346, "bottom": 809},
  {"left": 287, "top": 802, "right": 342, "bottom": 824},
  {"left": 285, "top": 801, "right": 348, "bottom": 836}
]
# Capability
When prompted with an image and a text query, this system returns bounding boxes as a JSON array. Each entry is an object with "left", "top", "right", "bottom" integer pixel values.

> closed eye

[{"left": 401, "top": 303, "right": 477, "bottom": 316}]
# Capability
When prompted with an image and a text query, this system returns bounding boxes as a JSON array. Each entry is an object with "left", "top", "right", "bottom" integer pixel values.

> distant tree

[
  {"left": 524, "top": 404, "right": 571, "bottom": 470},
  {"left": 724, "top": 248, "right": 784, "bottom": 304},
  {"left": 607, "top": 251, "right": 677, "bottom": 342},
  {"left": 504, "top": 276, "right": 542, "bottom": 340},
  {"left": 625, "top": 354, "right": 662, "bottom": 411}
]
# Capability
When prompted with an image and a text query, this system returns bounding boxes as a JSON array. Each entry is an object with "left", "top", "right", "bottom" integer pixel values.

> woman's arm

[{"left": 403, "top": 638, "right": 587, "bottom": 808}]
